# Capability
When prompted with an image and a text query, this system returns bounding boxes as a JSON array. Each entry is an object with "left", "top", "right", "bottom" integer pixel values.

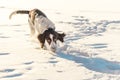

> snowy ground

[{"left": 0, "top": 0, "right": 120, "bottom": 80}]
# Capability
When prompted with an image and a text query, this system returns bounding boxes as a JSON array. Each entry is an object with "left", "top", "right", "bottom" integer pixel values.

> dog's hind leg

[{"left": 28, "top": 19, "right": 35, "bottom": 36}]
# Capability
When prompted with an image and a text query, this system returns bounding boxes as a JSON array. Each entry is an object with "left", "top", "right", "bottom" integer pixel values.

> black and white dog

[{"left": 9, "top": 8, "right": 65, "bottom": 52}]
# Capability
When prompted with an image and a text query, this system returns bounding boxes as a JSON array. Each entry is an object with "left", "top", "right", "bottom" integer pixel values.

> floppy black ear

[
  {"left": 57, "top": 33, "right": 66, "bottom": 42},
  {"left": 38, "top": 34, "right": 45, "bottom": 48}
]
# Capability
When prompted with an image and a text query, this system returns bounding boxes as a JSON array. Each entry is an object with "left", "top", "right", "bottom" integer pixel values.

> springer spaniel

[{"left": 9, "top": 8, "right": 65, "bottom": 52}]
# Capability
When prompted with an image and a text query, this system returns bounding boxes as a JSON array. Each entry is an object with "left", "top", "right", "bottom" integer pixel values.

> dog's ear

[
  {"left": 57, "top": 33, "right": 66, "bottom": 42},
  {"left": 38, "top": 34, "right": 45, "bottom": 48}
]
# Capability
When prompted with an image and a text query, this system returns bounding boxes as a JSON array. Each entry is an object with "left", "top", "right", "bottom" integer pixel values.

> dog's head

[{"left": 38, "top": 28, "right": 65, "bottom": 52}]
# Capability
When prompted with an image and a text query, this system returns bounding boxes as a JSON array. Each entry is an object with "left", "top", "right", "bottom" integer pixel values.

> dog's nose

[
  {"left": 51, "top": 47, "right": 56, "bottom": 52},
  {"left": 52, "top": 46, "right": 56, "bottom": 49}
]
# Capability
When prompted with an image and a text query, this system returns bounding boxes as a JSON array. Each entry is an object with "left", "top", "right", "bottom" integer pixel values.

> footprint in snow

[
  {"left": 2, "top": 73, "right": 23, "bottom": 78},
  {"left": 87, "top": 43, "right": 108, "bottom": 49},
  {"left": 0, "top": 53, "right": 10, "bottom": 56},
  {"left": 48, "top": 60, "right": 58, "bottom": 64},
  {"left": 0, "top": 69, "right": 15, "bottom": 73},
  {"left": 0, "top": 36, "right": 10, "bottom": 38},
  {"left": 23, "top": 61, "right": 34, "bottom": 65},
  {"left": 36, "top": 79, "right": 48, "bottom": 80}
]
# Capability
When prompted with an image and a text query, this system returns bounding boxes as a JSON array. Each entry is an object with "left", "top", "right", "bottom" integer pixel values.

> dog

[{"left": 9, "top": 8, "right": 65, "bottom": 52}]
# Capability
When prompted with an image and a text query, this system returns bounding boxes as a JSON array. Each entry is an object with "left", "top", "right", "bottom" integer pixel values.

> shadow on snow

[{"left": 57, "top": 52, "right": 120, "bottom": 75}]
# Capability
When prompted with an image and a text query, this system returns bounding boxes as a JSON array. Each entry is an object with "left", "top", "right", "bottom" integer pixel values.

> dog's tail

[{"left": 9, "top": 10, "right": 29, "bottom": 19}]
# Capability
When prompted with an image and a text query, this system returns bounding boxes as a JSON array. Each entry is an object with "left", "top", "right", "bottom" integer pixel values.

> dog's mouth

[
  {"left": 44, "top": 42, "right": 57, "bottom": 52},
  {"left": 42, "top": 46, "right": 56, "bottom": 52}
]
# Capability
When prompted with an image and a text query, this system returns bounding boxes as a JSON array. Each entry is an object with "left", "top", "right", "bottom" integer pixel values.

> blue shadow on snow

[{"left": 57, "top": 52, "right": 120, "bottom": 75}]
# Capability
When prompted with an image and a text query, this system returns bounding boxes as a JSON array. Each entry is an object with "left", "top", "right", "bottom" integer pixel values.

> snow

[{"left": 0, "top": 0, "right": 120, "bottom": 80}]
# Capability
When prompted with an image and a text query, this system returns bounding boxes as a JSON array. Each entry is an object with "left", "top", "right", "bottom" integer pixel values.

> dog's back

[{"left": 34, "top": 15, "right": 55, "bottom": 34}]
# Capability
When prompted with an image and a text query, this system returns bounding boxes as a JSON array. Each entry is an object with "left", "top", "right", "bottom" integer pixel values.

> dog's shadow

[{"left": 57, "top": 52, "right": 120, "bottom": 75}]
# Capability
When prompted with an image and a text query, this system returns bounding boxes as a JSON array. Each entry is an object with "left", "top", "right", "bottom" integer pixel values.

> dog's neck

[{"left": 44, "top": 28, "right": 55, "bottom": 34}]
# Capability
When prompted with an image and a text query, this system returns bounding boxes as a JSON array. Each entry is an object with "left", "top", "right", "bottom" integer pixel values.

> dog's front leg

[
  {"left": 38, "top": 34, "right": 45, "bottom": 49},
  {"left": 40, "top": 43, "right": 44, "bottom": 48}
]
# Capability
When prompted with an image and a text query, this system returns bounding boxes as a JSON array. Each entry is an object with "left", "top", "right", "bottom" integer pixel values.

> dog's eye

[
  {"left": 53, "top": 38, "right": 57, "bottom": 43},
  {"left": 53, "top": 37, "right": 57, "bottom": 41},
  {"left": 47, "top": 39, "right": 51, "bottom": 44}
]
